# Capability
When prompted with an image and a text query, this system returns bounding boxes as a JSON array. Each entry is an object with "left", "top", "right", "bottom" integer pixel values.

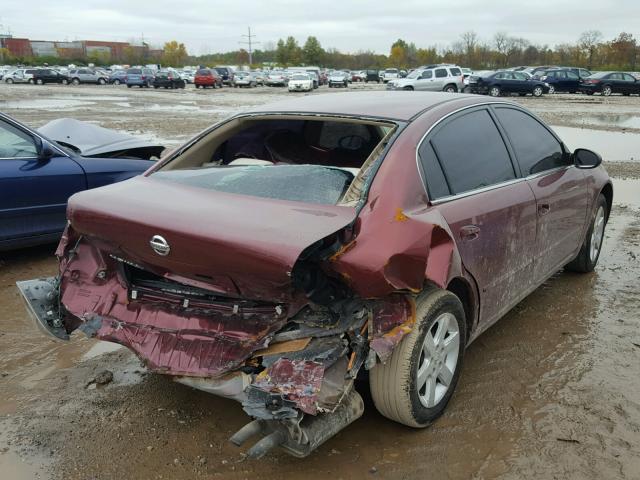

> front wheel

[
  {"left": 28, "top": 78, "right": 35, "bottom": 84},
  {"left": 6, "top": 78, "right": 14, "bottom": 84},
  {"left": 532, "top": 86, "right": 543, "bottom": 97},
  {"left": 403, "top": 86, "right": 414, "bottom": 91},
  {"left": 98, "top": 78, "right": 106, "bottom": 85},
  {"left": 36, "top": 79, "right": 44, "bottom": 85},
  {"left": 565, "top": 194, "right": 608, "bottom": 273},
  {"left": 370, "top": 289, "right": 466, "bottom": 427},
  {"left": 489, "top": 86, "right": 501, "bottom": 97},
  {"left": 72, "top": 78, "right": 80, "bottom": 85},
  {"left": 114, "top": 79, "right": 121, "bottom": 85}
]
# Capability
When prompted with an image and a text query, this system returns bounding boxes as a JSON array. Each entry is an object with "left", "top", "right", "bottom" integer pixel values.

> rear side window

[
  {"left": 494, "top": 108, "right": 565, "bottom": 175},
  {"left": 435, "top": 69, "right": 447, "bottom": 78},
  {"left": 449, "top": 68, "right": 461, "bottom": 76},
  {"left": 418, "top": 141, "right": 450, "bottom": 199},
  {"left": 431, "top": 109, "right": 515, "bottom": 194}
]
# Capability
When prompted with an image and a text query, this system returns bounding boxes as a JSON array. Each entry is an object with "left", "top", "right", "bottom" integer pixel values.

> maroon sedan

[{"left": 18, "top": 92, "right": 612, "bottom": 458}]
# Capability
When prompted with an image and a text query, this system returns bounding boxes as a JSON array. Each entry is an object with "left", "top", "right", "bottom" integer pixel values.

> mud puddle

[
  {"left": 578, "top": 113, "right": 640, "bottom": 129},
  {"left": 552, "top": 125, "right": 640, "bottom": 161}
]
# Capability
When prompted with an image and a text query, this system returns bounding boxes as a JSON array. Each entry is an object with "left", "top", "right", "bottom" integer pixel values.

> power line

[{"left": 239, "top": 27, "right": 260, "bottom": 65}]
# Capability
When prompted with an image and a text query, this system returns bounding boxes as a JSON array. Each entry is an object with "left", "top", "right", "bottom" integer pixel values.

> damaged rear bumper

[{"left": 16, "top": 236, "right": 418, "bottom": 458}]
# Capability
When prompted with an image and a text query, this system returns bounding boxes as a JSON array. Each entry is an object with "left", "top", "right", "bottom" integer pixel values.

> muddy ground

[{"left": 1, "top": 83, "right": 639, "bottom": 479}]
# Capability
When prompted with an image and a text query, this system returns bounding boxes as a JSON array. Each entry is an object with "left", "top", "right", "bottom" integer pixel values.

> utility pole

[{"left": 239, "top": 27, "right": 259, "bottom": 65}]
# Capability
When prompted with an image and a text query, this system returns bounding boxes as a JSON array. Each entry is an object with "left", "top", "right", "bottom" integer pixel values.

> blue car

[
  {"left": 0, "top": 113, "right": 158, "bottom": 250},
  {"left": 125, "top": 67, "right": 156, "bottom": 88}
]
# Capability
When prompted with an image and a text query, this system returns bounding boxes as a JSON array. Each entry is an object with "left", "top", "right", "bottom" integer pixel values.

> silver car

[
  {"left": 387, "top": 65, "right": 464, "bottom": 93},
  {"left": 3, "top": 68, "right": 38, "bottom": 84},
  {"left": 68, "top": 68, "right": 109, "bottom": 85}
]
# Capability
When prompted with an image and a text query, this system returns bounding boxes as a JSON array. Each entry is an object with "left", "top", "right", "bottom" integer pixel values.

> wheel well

[
  {"left": 601, "top": 183, "right": 613, "bottom": 221},
  {"left": 447, "top": 277, "right": 475, "bottom": 341}
]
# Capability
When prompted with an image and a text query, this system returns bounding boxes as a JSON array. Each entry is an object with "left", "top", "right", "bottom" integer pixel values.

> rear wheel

[
  {"left": 443, "top": 84, "right": 457, "bottom": 93},
  {"left": 36, "top": 79, "right": 44, "bottom": 85},
  {"left": 602, "top": 85, "right": 612, "bottom": 96},
  {"left": 403, "top": 86, "right": 414, "bottom": 91},
  {"left": 114, "top": 79, "right": 121, "bottom": 85},
  {"left": 489, "top": 86, "right": 501, "bottom": 97},
  {"left": 532, "top": 86, "right": 543, "bottom": 97},
  {"left": 98, "top": 78, "right": 106, "bottom": 85},
  {"left": 61, "top": 79, "right": 69, "bottom": 85},
  {"left": 72, "top": 78, "right": 80, "bottom": 85},
  {"left": 370, "top": 289, "right": 466, "bottom": 427},
  {"left": 566, "top": 194, "right": 608, "bottom": 273},
  {"left": 6, "top": 78, "right": 13, "bottom": 84},
  {"left": 28, "top": 78, "right": 34, "bottom": 84}
]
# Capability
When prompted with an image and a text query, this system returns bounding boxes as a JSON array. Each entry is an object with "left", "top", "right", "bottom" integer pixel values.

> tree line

[{"left": 193, "top": 31, "right": 638, "bottom": 71}]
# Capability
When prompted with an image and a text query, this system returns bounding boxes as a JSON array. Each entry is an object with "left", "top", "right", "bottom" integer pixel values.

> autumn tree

[
  {"left": 302, "top": 36, "right": 324, "bottom": 65},
  {"left": 161, "top": 40, "right": 188, "bottom": 67},
  {"left": 579, "top": 30, "right": 602, "bottom": 69}
]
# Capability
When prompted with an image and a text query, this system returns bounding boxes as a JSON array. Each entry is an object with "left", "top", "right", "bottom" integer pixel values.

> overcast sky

[{"left": 2, "top": 1, "right": 638, "bottom": 55}]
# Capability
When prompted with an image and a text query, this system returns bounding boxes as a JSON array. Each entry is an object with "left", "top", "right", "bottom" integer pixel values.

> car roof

[{"left": 247, "top": 91, "right": 491, "bottom": 122}]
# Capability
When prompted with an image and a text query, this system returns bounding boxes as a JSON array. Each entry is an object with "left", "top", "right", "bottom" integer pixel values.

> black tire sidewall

[{"left": 407, "top": 294, "right": 466, "bottom": 426}]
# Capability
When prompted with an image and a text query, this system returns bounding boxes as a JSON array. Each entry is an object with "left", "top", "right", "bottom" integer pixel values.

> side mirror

[
  {"left": 573, "top": 148, "right": 602, "bottom": 169},
  {"left": 37, "top": 138, "right": 56, "bottom": 161}
]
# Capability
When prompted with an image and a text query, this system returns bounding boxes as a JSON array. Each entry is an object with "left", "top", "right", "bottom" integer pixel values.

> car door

[
  {"left": 513, "top": 72, "right": 531, "bottom": 92},
  {"left": 415, "top": 70, "right": 433, "bottom": 91},
  {"left": 554, "top": 71, "right": 568, "bottom": 91},
  {"left": 621, "top": 73, "right": 638, "bottom": 94},
  {"left": 420, "top": 107, "right": 538, "bottom": 326},
  {"left": 492, "top": 106, "right": 588, "bottom": 282},
  {"left": 565, "top": 71, "right": 580, "bottom": 92},
  {"left": 433, "top": 68, "right": 448, "bottom": 91},
  {"left": 0, "top": 118, "right": 87, "bottom": 244}
]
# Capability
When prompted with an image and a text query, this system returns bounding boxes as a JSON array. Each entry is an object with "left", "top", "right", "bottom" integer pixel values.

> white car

[
  {"left": 3, "top": 68, "right": 37, "bottom": 84},
  {"left": 288, "top": 73, "right": 313, "bottom": 92},
  {"left": 382, "top": 68, "right": 399, "bottom": 83},
  {"left": 181, "top": 70, "right": 195, "bottom": 84}
]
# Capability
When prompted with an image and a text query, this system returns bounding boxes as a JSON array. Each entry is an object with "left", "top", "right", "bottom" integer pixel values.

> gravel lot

[{"left": 1, "top": 83, "right": 639, "bottom": 480}]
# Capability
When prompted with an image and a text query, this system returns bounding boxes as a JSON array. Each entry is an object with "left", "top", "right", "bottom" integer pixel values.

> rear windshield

[
  {"left": 153, "top": 166, "right": 353, "bottom": 205},
  {"left": 127, "top": 68, "right": 142, "bottom": 74},
  {"left": 196, "top": 69, "right": 210, "bottom": 75}
]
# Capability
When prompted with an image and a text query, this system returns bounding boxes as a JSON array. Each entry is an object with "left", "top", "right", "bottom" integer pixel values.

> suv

[
  {"left": 32, "top": 69, "right": 70, "bottom": 85},
  {"left": 382, "top": 68, "right": 399, "bottom": 83},
  {"left": 214, "top": 67, "right": 234, "bottom": 85},
  {"left": 125, "top": 67, "right": 156, "bottom": 88},
  {"left": 194, "top": 68, "right": 223, "bottom": 88},
  {"left": 153, "top": 69, "right": 186, "bottom": 89},
  {"left": 3, "top": 68, "right": 37, "bottom": 84},
  {"left": 387, "top": 65, "right": 464, "bottom": 92},
  {"left": 365, "top": 69, "right": 381, "bottom": 83},
  {"left": 68, "top": 68, "right": 109, "bottom": 85}
]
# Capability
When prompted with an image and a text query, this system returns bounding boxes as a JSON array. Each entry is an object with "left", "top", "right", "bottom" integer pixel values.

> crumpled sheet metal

[
  {"left": 58, "top": 241, "right": 287, "bottom": 377},
  {"left": 369, "top": 295, "right": 416, "bottom": 362},
  {"left": 252, "top": 358, "right": 325, "bottom": 415}
]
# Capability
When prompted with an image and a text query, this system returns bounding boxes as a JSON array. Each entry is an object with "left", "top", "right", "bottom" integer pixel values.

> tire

[
  {"left": 602, "top": 85, "right": 612, "bottom": 96},
  {"left": 114, "top": 79, "right": 121, "bottom": 85},
  {"left": 6, "top": 78, "right": 14, "bottom": 84},
  {"left": 127, "top": 84, "right": 132, "bottom": 88},
  {"left": 28, "top": 78, "right": 34, "bottom": 84},
  {"left": 532, "top": 86, "right": 543, "bottom": 97},
  {"left": 61, "top": 79, "right": 69, "bottom": 85},
  {"left": 98, "top": 78, "right": 106, "bottom": 85},
  {"left": 36, "top": 79, "right": 44, "bottom": 85},
  {"left": 565, "top": 194, "right": 608, "bottom": 273},
  {"left": 370, "top": 289, "right": 466, "bottom": 428},
  {"left": 586, "top": 91, "right": 594, "bottom": 96},
  {"left": 443, "top": 84, "right": 457, "bottom": 93},
  {"left": 72, "top": 78, "right": 80, "bottom": 85},
  {"left": 548, "top": 85, "right": 555, "bottom": 94},
  {"left": 489, "top": 86, "right": 501, "bottom": 97}
]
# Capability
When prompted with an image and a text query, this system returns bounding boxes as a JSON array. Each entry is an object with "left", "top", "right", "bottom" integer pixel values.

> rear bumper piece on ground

[{"left": 16, "top": 278, "right": 68, "bottom": 341}]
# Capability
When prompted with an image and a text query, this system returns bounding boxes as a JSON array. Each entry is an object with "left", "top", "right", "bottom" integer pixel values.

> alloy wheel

[
  {"left": 533, "top": 86, "right": 543, "bottom": 97},
  {"left": 548, "top": 85, "right": 555, "bottom": 94},
  {"left": 415, "top": 312, "right": 460, "bottom": 408},
  {"left": 490, "top": 87, "right": 500, "bottom": 97},
  {"left": 589, "top": 206, "right": 606, "bottom": 263},
  {"left": 602, "top": 86, "right": 612, "bottom": 96}
]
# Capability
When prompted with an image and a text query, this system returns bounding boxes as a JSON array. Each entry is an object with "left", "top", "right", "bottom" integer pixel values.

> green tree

[
  {"left": 161, "top": 40, "right": 188, "bottom": 67},
  {"left": 302, "top": 36, "right": 324, "bottom": 65}
]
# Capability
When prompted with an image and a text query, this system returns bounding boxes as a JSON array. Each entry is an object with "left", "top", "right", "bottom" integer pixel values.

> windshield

[{"left": 406, "top": 70, "right": 421, "bottom": 79}]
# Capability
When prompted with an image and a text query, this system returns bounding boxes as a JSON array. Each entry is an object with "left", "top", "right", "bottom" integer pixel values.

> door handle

[
  {"left": 538, "top": 203, "right": 551, "bottom": 216},
  {"left": 460, "top": 225, "right": 480, "bottom": 241}
]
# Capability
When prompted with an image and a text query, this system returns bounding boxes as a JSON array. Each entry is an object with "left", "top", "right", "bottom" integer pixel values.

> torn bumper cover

[{"left": 16, "top": 232, "right": 417, "bottom": 458}]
